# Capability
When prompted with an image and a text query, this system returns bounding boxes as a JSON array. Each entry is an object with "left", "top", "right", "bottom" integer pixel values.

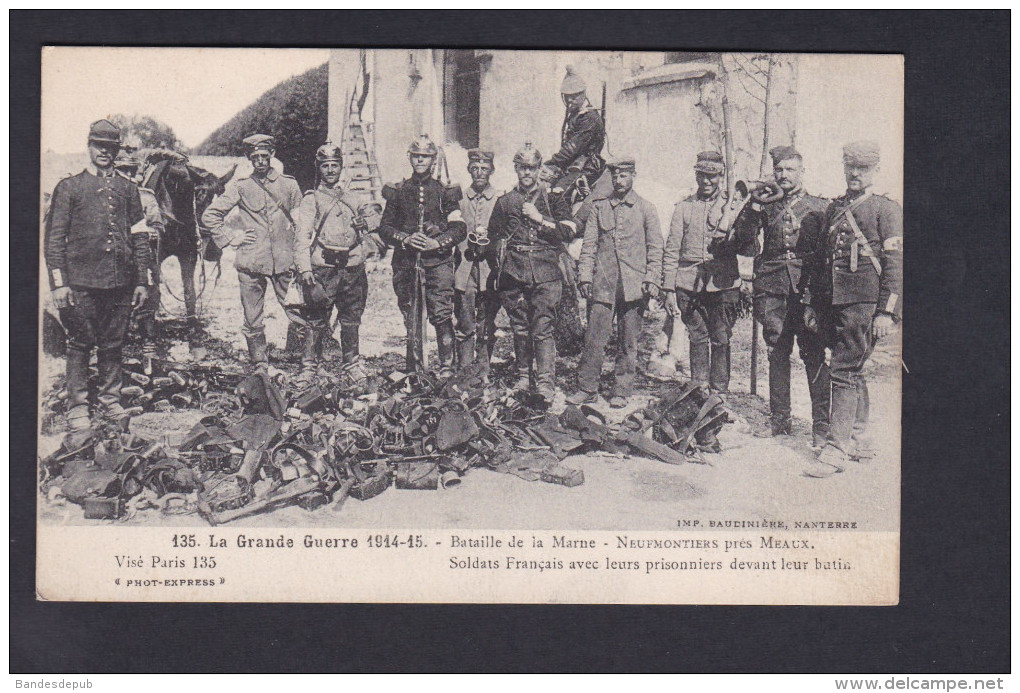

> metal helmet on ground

[
  {"left": 408, "top": 134, "right": 438, "bottom": 157},
  {"left": 315, "top": 141, "right": 343, "bottom": 165},
  {"left": 512, "top": 141, "right": 543, "bottom": 167}
]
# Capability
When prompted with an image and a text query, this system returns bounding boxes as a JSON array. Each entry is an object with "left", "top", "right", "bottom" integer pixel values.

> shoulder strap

[
  {"left": 250, "top": 176, "right": 296, "bottom": 227},
  {"left": 843, "top": 208, "right": 882, "bottom": 275}
]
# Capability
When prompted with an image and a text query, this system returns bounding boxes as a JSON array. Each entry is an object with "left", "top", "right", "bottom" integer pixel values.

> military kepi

[
  {"left": 843, "top": 140, "right": 880, "bottom": 167},
  {"left": 607, "top": 154, "right": 636, "bottom": 171},
  {"left": 693, "top": 150, "right": 725, "bottom": 174},
  {"left": 769, "top": 145, "right": 801, "bottom": 165},
  {"left": 467, "top": 149, "right": 495, "bottom": 165},
  {"left": 88, "top": 119, "right": 121, "bottom": 144},
  {"left": 243, "top": 134, "right": 276, "bottom": 153}
]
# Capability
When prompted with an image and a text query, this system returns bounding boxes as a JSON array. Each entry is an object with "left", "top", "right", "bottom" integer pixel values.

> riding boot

[
  {"left": 689, "top": 342, "right": 710, "bottom": 390},
  {"left": 709, "top": 344, "right": 731, "bottom": 394},
  {"left": 339, "top": 322, "right": 361, "bottom": 364},
  {"left": 436, "top": 320, "right": 456, "bottom": 379},
  {"left": 805, "top": 357, "right": 831, "bottom": 447},
  {"left": 457, "top": 333, "right": 476, "bottom": 371},
  {"left": 534, "top": 338, "right": 557, "bottom": 403},
  {"left": 510, "top": 334, "right": 532, "bottom": 391},
  {"left": 294, "top": 326, "right": 321, "bottom": 388},
  {"left": 65, "top": 347, "right": 92, "bottom": 432},
  {"left": 768, "top": 349, "right": 792, "bottom": 435},
  {"left": 850, "top": 378, "right": 872, "bottom": 459},
  {"left": 806, "top": 383, "right": 857, "bottom": 477},
  {"left": 246, "top": 333, "right": 269, "bottom": 373},
  {"left": 96, "top": 346, "right": 125, "bottom": 419}
]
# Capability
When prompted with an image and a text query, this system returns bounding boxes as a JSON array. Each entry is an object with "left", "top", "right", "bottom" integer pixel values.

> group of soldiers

[{"left": 44, "top": 67, "right": 901, "bottom": 478}]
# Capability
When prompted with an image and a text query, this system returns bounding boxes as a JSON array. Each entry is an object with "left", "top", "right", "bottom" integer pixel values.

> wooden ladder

[{"left": 338, "top": 89, "right": 383, "bottom": 203}]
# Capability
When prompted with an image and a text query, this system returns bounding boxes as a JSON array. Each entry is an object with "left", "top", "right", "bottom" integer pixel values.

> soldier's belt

[
  {"left": 763, "top": 251, "right": 803, "bottom": 261},
  {"left": 508, "top": 243, "right": 552, "bottom": 252}
]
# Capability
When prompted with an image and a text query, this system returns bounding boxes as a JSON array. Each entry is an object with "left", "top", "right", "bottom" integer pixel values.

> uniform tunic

[
  {"left": 662, "top": 190, "right": 740, "bottom": 293},
  {"left": 45, "top": 168, "right": 150, "bottom": 289},
  {"left": 454, "top": 184, "right": 501, "bottom": 364},
  {"left": 576, "top": 188, "right": 663, "bottom": 396},
  {"left": 546, "top": 105, "right": 606, "bottom": 181},
  {"left": 202, "top": 167, "right": 302, "bottom": 276},
  {"left": 733, "top": 189, "right": 831, "bottom": 430}
]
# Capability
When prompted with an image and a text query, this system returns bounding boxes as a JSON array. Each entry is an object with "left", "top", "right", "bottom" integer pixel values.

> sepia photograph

[{"left": 36, "top": 45, "right": 903, "bottom": 604}]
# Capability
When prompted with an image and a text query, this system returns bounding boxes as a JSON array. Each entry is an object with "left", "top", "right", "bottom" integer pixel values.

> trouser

[
  {"left": 136, "top": 237, "right": 160, "bottom": 342},
  {"left": 454, "top": 274, "right": 501, "bottom": 368},
  {"left": 577, "top": 282, "right": 644, "bottom": 396},
  {"left": 677, "top": 287, "right": 739, "bottom": 392},
  {"left": 59, "top": 286, "right": 135, "bottom": 416},
  {"left": 820, "top": 301, "right": 877, "bottom": 456},
  {"left": 756, "top": 292, "right": 830, "bottom": 434},
  {"left": 392, "top": 258, "right": 455, "bottom": 371},
  {"left": 301, "top": 263, "right": 369, "bottom": 366},
  {"left": 237, "top": 268, "right": 303, "bottom": 340},
  {"left": 499, "top": 274, "right": 562, "bottom": 389}
]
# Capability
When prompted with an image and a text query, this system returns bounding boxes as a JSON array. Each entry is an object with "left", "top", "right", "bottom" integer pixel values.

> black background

[{"left": 10, "top": 10, "right": 1010, "bottom": 673}]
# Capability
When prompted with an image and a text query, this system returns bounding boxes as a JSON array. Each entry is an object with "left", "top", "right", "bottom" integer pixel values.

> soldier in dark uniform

[
  {"left": 378, "top": 135, "right": 467, "bottom": 376},
  {"left": 45, "top": 119, "right": 153, "bottom": 431},
  {"left": 662, "top": 151, "right": 741, "bottom": 396},
  {"left": 488, "top": 143, "right": 578, "bottom": 402},
  {"left": 202, "top": 134, "right": 304, "bottom": 373},
  {"left": 293, "top": 142, "right": 372, "bottom": 385},
  {"left": 734, "top": 146, "right": 831, "bottom": 445},
  {"left": 801, "top": 141, "right": 903, "bottom": 478}
]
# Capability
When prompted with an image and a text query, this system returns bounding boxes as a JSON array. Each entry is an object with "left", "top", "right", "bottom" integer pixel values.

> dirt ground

[{"left": 37, "top": 245, "right": 902, "bottom": 532}]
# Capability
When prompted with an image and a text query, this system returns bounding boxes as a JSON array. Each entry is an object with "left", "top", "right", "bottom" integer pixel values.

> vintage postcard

[{"left": 37, "top": 47, "right": 902, "bottom": 604}]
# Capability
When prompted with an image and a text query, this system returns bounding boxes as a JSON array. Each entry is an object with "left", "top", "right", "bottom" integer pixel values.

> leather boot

[
  {"left": 294, "top": 326, "right": 321, "bottom": 389},
  {"left": 806, "top": 383, "right": 857, "bottom": 477},
  {"left": 457, "top": 333, "right": 476, "bottom": 371},
  {"left": 805, "top": 358, "right": 831, "bottom": 448},
  {"left": 340, "top": 322, "right": 361, "bottom": 364},
  {"left": 533, "top": 338, "right": 558, "bottom": 403},
  {"left": 436, "top": 320, "right": 456, "bottom": 378},
  {"left": 510, "top": 334, "right": 532, "bottom": 391},
  {"left": 768, "top": 348, "right": 792, "bottom": 435},
  {"left": 851, "top": 378, "right": 873, "bottom": 459},
  {"left": 246, "top": 333, "right": 269, "bottom": 373},
  {"left": 96, "top": 346, "right": 125, "bottom": 419},
  {"left": 689, "top": 342, "right": 710, "bottom": 389},
  {"left": 65, "top": 347, "right": 92, "bottom": 432},
  {"left": 709, "top": 343, "right": 731, "bottom": 394}
]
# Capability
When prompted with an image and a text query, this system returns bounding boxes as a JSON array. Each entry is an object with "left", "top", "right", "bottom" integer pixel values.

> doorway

[{"left": 443, "top": 50, "right": 481, "bottom": 149}]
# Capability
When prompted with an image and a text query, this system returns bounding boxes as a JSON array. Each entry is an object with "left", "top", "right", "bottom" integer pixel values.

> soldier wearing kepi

[
  {"left": 293, "top": 142, "right": 371, "bottom": 386},
  {"left": 44, "top": 119, "right": 153, "bottom": 431},
  {"left": 733, "top": 146, "right": 831, "bottom": 445},
  {"left": 454, "top": 149, "right": 502, "bottom": 373},
  {"left": 487, "top": 142, "right": 577, "bottom": 402},
  {"left": 661, "top": 151, "right": 741, "bottom": 396},
  {"left": 378, "top": 135, "right": 467, "bottom": 376},
  {"left": 801, "top": 141, "right": 903, "bottom": 478},
  {"left": 571, "top": 155, "right": 663, "bottom": 408},
  {"left": 202, "top": 134, "right": 303, "bottom": 373}
]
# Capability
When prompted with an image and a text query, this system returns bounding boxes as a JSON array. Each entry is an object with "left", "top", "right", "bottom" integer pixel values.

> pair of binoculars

[{"left": 467, "top": 226, "right": 490, "bottom": 246}]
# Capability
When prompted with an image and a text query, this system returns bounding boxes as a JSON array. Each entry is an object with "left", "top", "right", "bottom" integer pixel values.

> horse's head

[{"left": 189, "top": 164, "right": 237, "bottom": 221}]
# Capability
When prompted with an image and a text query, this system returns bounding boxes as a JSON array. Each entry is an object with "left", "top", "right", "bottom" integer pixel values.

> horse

[{"left": 140, "top": 153, "right": 235, "bottom": 321}]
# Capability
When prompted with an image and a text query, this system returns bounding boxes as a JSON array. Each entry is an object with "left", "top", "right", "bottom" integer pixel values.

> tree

[
  {"left": 107, "top": 114, "right": 183, "bottom": 151},
  {"left": 196, "top": 63, "right": 328, "bottom": 191}
]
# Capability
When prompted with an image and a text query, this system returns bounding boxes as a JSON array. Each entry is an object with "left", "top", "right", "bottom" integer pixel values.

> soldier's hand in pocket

[
  {"left": 803, "top": 305, "right": 819, "bottom": 333},
  {"left": 578, "top": 281, "right": 593, "bottom": 300},
  {"left": 52, "top": 286, "right": 74, "bottom": 310}
]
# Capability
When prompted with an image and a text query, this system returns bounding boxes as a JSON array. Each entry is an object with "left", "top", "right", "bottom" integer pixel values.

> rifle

[{"left": 411, "top": 200, "right": 427, "bottom": 372}]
